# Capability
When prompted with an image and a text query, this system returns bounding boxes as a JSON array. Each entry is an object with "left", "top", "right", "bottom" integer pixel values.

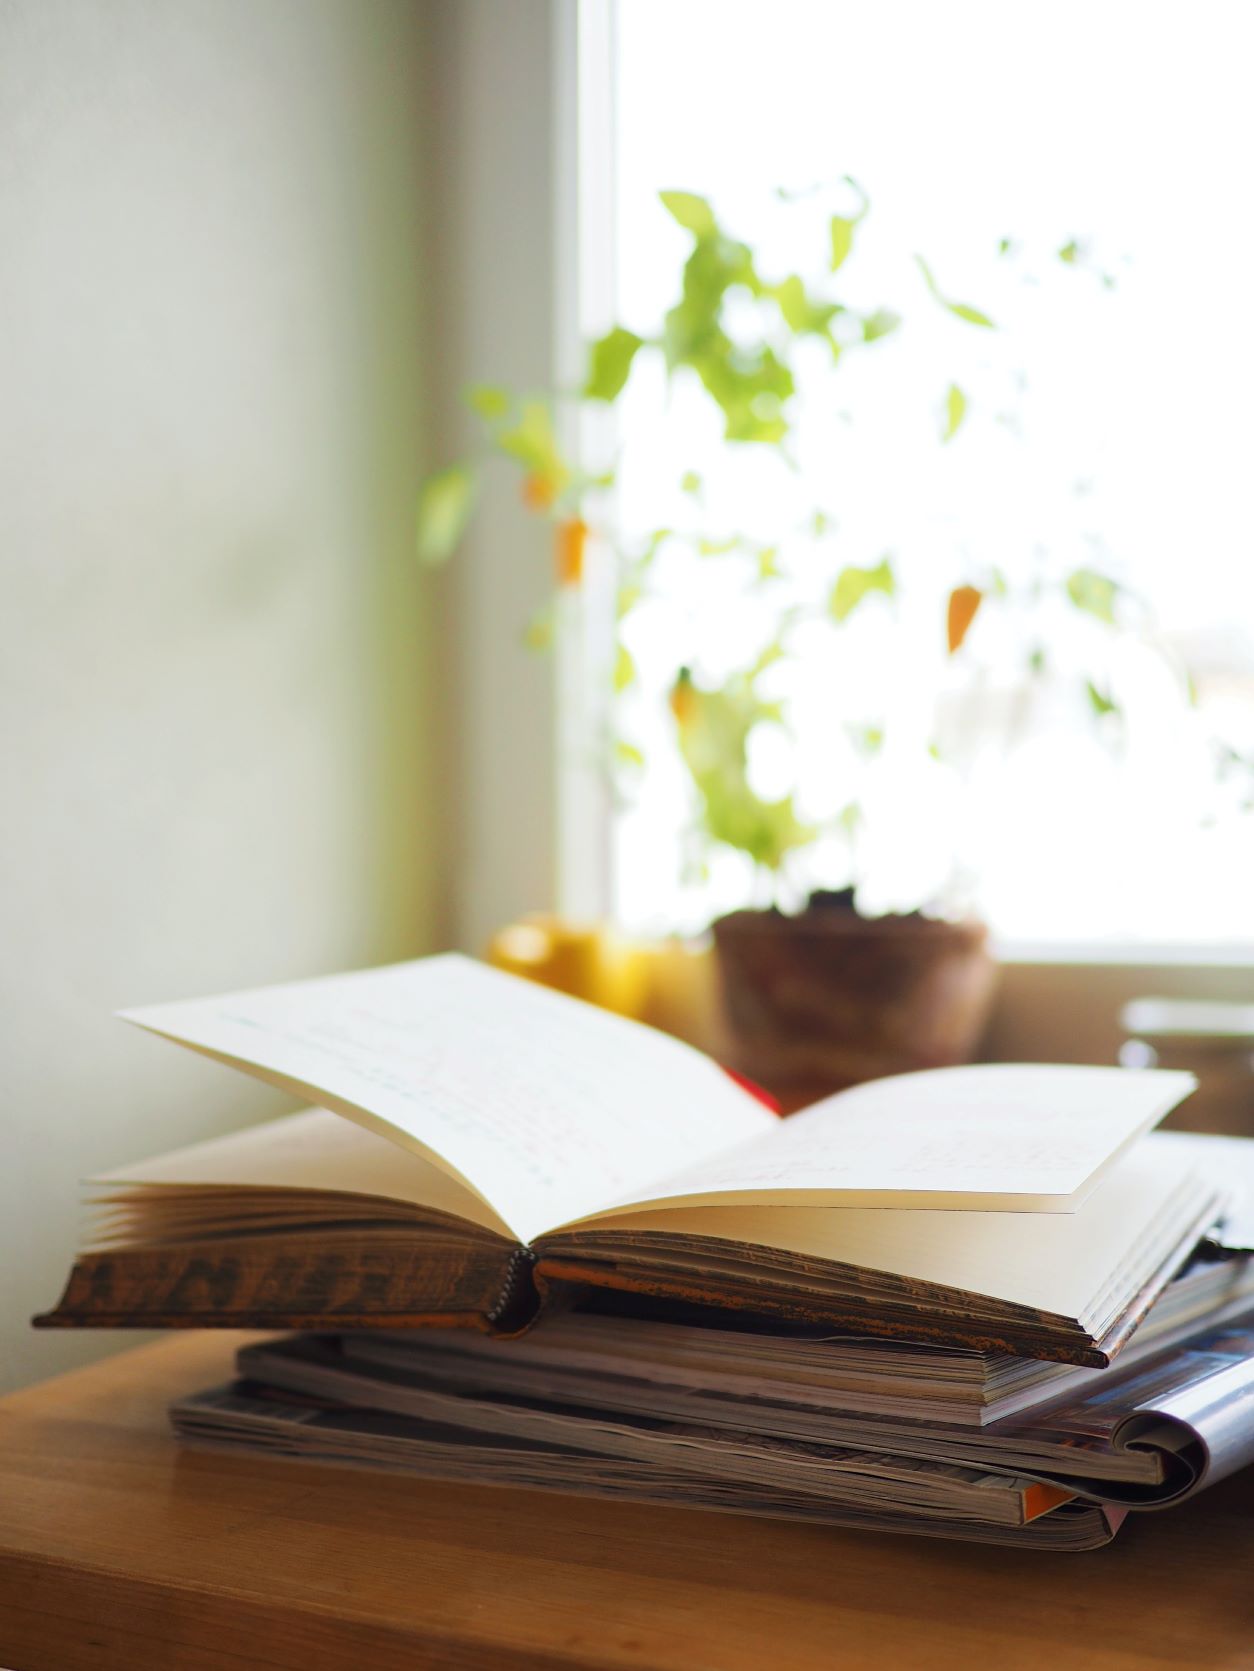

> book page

[
  {"left": 1150, "top": 1131, "right": 1254, "bottom": 1252},
  {"left": 119, "top": 956, "right": 774, "bottom": 1244},
  {"left": 574, "top": 1064, "right": 1196, "bottom": 1220},
  {"left": 552, "top": 1134, "right": 1204, "bottom": 1320},
  {"left": 95, "top": 1109, "right": 516, "bottom": 1237}
]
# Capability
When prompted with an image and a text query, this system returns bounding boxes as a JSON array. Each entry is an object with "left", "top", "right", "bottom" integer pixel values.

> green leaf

[
  {"left": 745, "top": 795, "right": 816, "bottom": 870},
  {"left": 773, "top": 274, "right": 807, "bottom": 329},
  {"left": 638, "top": 527, "right": 673, "bottom": 567},
  {"left": 829, "top": 556, "right": 896, "bottom": 622},
  {"left": 659, "top": 190, "right": 717, "bottom": 238},
  {"left": 497, "top": 402, "right": 557, "bottom": 470},
  {"left": 1058, "top": 240, "right": 1080, "bottom": 265},
  {"left": 465, "top": 384, "right": 510, "bottom": 420},
  {"left": 614, "top": 643, "right": 637, "bottom": 692},
  {"left": 584, "top": 326, "right": 644, "bottom": 402},
  {"left": 680, "top": 470, "right": 702, "bottom": 495},
  {"left": 663, "top": 237, "right": 757, "bottom": 369},
  {"left": 847, "top": 723, "right": 884, "bottom": 757},
  {"left": 915, "top": 256, "right": 996, "bottom": 328},
  {"left": 697, "top": 536, "right": 739, "bottom": 556},
  {"left": 497, "top": 402, "right": 570, "bottom": 494},
  {"left": 756, "top": 545, "right": 781, "bottom": 580},
  {"left": 660, "top": 232, "right": 793, "bottom": 442},
  {"left": 416, "top": 464, "right": 477, "bottom": 564},
  {"left": 696, "top": 344, "right": 793, "bottom": 442},
  {"left": 861, "top": 308, "right": 901, "bottom": 343},
  {"left": 671, "top": 672, "right": 816, "bottom": 870},
  {"left": 829, "top": 215, "right": 855, "bottom": 272},
  {"left": 750, "top": 638, "right": 786, "bottom": 678},
  {"left": 616, "top": 581, "right": 643, "bottom": 619},
  {"left": 615, "top": 740, "right": 645, "bottom": 770},
  {"left": 1066, "top": 568, "right": 1118, "bottom": 624},
  {"left": 1086, "top": 679, "right": 1118, "bottom": 717},
  {"left": 771, "top": 274, "right": 840, "bottom": 335},
  {"left": 942, "top": 383, "right": 967, "bottom": 442}
]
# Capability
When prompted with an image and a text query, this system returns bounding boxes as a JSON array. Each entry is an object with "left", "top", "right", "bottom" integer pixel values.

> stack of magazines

[
  {"left": 174, "top": 1246, "right": 1254, "bottom": 1551},
  {"left": 35, "top": 955, "right": 1254, "bottom": 1550}
]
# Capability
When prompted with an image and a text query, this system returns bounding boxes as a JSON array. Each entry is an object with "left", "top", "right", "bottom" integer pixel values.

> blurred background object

[
  {"left": 429, "top": 28, "right": 1254, "bottom": 1106},
  {"left": 712, "top": 904, "right": 996, "bottom": 1113},
  {"left": 487, "top": 915, "right": 648, "bottom": 1016},
  {"left": 1120, "top": 999, "right": 1254, "bottom": 1137}
]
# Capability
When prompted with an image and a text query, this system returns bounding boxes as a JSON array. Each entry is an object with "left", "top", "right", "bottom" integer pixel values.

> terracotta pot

[{"left": 711, "top": 906, "right": 999, "bottom": 1112}]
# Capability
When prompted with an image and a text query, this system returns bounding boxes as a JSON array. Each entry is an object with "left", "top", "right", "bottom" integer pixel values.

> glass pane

[{"left": 606, "top": 0, "right": 1254, "bottom": 945}]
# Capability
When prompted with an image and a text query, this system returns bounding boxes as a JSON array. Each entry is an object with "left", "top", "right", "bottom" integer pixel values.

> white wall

[{"left": 0, "top": 0, "right": 443, "bottom": 1392}]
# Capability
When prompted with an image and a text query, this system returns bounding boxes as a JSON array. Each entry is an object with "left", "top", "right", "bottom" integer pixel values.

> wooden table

[{"left": 0, "top": 1335, "right": 1251, "bottom": 1671}]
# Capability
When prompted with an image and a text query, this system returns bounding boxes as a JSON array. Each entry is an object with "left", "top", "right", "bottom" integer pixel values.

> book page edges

[
  {"left": 541, "top": 1140, "right": 1205, "bottom": 1321},
  {"left": 117, "top": 1021, "right": 523, "bottom": 1236},
  {"left": 90, "top": 1108, "right": 517, "bottom": 1239},
  {"left": 555, "top": 1172, "right": 1108, "bottom": 1223}
]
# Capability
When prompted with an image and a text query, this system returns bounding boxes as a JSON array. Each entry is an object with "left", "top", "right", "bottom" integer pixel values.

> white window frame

[{"left": 425, "top": 0, "right": 568, "bottom": 954}]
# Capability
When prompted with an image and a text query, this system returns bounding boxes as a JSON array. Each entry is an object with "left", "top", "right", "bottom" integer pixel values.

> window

[{"left": 595, "top": 0, "right": 1254, "bottom": 947}]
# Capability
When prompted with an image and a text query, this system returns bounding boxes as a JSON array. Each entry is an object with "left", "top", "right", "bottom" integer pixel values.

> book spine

[
  {"left": 32, "top": 1239, "right": 524, "bottom": 1334},
  {"left": 485, "top": 1247, "right": 542, "bottom": 1336},
  {"left": 531, "top": 1258, "right": 1106, "bottom": 1367}
]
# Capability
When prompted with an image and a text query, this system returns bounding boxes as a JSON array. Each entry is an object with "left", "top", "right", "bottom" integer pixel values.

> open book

[{"left": 36, "top": 956, "right": 1214, "bottom": 1364}]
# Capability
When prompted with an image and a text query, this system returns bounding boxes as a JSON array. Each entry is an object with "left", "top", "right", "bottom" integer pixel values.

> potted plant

[{"left": 418, "top": 183, "right": 1184, "bottom": 1105}]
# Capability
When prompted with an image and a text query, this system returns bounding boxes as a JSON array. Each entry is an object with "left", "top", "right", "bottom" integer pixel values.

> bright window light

[{"left": 604, "top": 0, "right": 1254, "bottom": 945}]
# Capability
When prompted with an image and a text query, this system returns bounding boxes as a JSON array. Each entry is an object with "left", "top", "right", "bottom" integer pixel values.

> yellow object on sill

[
  {"left": 485, "top": 916, "right": 724, "bottom": 1056},
  {"left": 486, "top": 916, "right": 645, "bottom": 1016}
]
